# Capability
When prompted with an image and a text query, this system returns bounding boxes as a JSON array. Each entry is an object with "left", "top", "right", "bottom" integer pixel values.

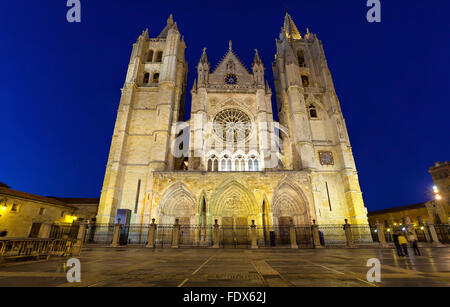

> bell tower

[
  {"left": 96, "top": 14, "right": 187, "bottom": 224},
  {"left": 272, "top": 13, "right": 368, "bottom": 224}
]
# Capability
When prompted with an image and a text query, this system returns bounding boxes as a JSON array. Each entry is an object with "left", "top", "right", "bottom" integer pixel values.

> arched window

[
  {"left": 301, "top": 75, "right": 309, "bottom": 87},
  {"left": 207, "top": 155, "right": 218, "bottom": 172},
  {"left": 207, "top": 159, "right": 213, "bottom": 171},
  {"left": 155, "top": 51, "right": 163, "bottom": 62},
  {"left": 220, "top": 159, "right": 226, "bottom": 171},
  {"left": 219, "top": 155, "right": 232, "bottom": 171},
  {"left": 247, "top": 155, "right": 259, "bottom": 172},
  {"left": 213, "top": 159, "right": 218, "bottom": 171},
  {"left": 309, "top": 105, "right": 318, "bottom": 118},
  {"left": 147, "top": 50, "right": 154, "bottom": 62},
  {"left": 235, "top": 155, "right": 245, "bottom": 171},
  {"left": 297, "top": 50, "right": 306, "bottom": 67},
  {"left": 152, "top": 73, "right": 160, "bottom": 84},
  {"left": 143, "top": 72, "right": 150, "bottom": 84},
  {"left": 227, "top": 159, "right": 232, "bottom": 171},
  {"left": 254, "top": 159, "right": 259, "bottom": 171}
]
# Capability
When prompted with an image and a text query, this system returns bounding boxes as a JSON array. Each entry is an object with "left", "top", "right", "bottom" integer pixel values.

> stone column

[
  {"left": 171, "top": 219, "right": 180, "bottom": 248},
  {"left": 146, "top": 218, "right": 157, "bottom": 248},
  {"left": 73, "top": 222, "right": 87, "bottom": 253},
  {"left": 405, "top": 217, "right": 418, "bottom": 240},
  {"left": 110, "top": 219, "right": 122, "bottom": 247},
  {"left": 311, "top": 220, "right": 322, "bottom": 248},
  {"left": 38, "top": 223, "right": 52, "bottom": 239},
  {"left": 428, "top": 223, "right": 444, "bottom": 247},
  {"left": 375, "top": 222, "right": 388, "bottom": 248},
  {"left": 423, "top": 225, "right": 432, "bottom": 243},
  {"left": 344, "top": 219, "right": 355, "bottom": 248},
  {"left": 212, "top": 220, "right": 220, "bottom": 248},
  {"left": 289, "top": 222, "right": 298, "bottom": 249},
  {"left": 250, "top": 220, "right": 258, "bottom": 249}
]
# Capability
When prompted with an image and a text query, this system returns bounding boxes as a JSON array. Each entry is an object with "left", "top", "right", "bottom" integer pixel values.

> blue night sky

[{"left": 0, "top": 1, "right": 448, "bottom": 211}]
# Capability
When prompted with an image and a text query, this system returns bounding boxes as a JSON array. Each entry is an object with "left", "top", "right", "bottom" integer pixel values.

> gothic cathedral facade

[{"left": 96, "top": 13, "right": 369, "bottom": 229}]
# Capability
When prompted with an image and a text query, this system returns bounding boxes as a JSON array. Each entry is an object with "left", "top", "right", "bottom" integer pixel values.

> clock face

[{"left": 225, "top": 74, "right": 237, "bottom": 85}]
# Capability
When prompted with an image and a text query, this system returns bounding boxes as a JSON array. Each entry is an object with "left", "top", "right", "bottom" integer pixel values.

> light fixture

[
  {"left": 1, "top": 205, "right": 7, "bottom": 211},
  {"left": 436, "top": 194, "right": 442, "bottom": 200},
  {"left": 420, "top": 226, "right": 424, "bottom": 230},
  {"left": 402, "top": 227, "right": 406, "bottom": 231}
]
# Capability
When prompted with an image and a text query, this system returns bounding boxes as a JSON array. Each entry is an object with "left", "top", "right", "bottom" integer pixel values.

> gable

[{"left": 208, "top": 50, "right": 253, "bottom": 86}]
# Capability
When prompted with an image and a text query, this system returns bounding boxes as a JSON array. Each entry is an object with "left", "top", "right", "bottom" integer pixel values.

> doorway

[
  {"left": 278, "top": 216, "right": 292, "bottom": 245},
  {"left": 222, "top": 216, "right": 249, "bottom": 247}
]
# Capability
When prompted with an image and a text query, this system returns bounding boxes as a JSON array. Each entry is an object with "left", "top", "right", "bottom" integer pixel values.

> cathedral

[{"left": 96, "top": 13, "right": 369, "bottom": 232}]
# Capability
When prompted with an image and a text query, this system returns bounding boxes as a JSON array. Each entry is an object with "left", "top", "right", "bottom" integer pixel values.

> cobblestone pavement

[{"left": 0, "top": 246, "right": 448, "bottom": 287}]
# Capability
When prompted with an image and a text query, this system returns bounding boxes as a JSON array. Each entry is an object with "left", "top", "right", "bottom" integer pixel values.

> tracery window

[
  {"left": 207, "top": 155, "right": 218, "bottom": 171},
  {"left": 206, "top": 153, "right": 260, "bottom": 172},
  {"left": 213, "top": 108, "right": 251, "bottom": 144}
]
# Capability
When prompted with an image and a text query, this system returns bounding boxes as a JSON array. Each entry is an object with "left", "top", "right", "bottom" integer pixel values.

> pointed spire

[
  {"left": 305, "top": 27, "right": 312, "bottom": 39},
  {"left": 253, "top": 48, "right": 262, "bottom": 66},
  {"left": 199, "top": 47, "right": 209, "bottom": 64},
  {"left": 229, "top": 40, "right": 232, "bottom": 51},
  {"left": 171, "top": 22, "right": 179, "bottom": 32},
  {"left": 191, "top": 79, "right": 197, "bottom": 92},
  {"left": 158, "top": 14, "right": 177, "bottom": 38},
  {"left": 283, "top": 12, "right": 302, "bottom": 40},
  {"left": 167, "top": 14, "right": 174, "bottom": 25}
]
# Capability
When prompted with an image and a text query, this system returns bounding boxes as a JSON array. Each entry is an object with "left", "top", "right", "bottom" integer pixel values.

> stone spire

[
  {"left": 283, "top": 12, "right": 302, "bottom": 40},
  {"left": 200, "top": 47, "right": 209, "bottom": 65},
  {"left": 197, "top": 48, "right": 210, "bottom": 87},
  {"left": 252, "top": 49, "right": 264, "bottom": 87},
  {"left": 158, "top": 14, "right": 178, "bottom": 38},
  {"left": 253, "top": 49, "right": 262, "bottom": 66},
  {"left": 167, "top": 14, "right": 174, "bottom": 25}
]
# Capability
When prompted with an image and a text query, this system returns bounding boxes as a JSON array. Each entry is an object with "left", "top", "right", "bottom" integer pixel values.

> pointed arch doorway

[{"left": 210, "top": 179, "right": 259, "bottom": 247}]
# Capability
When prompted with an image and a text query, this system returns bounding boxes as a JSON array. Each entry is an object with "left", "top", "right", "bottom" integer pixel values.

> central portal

[
  {"left": 210, "top": 179, "right": 261, "bottom": 247},
  {"left": 222, "top": 216, "right": 248, "bottom": 246}
]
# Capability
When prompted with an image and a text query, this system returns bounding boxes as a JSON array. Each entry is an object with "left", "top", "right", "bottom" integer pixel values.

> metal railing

[
  {"left": 317, "top": 225, "right": 346, "bottom": 246},
  {"left": 434, "top": 224, "right": 450, "bottom": 244},
  {"left": 0, "top": 238, "right": 82, "bottom": 260},
  {"left": 351, "top": 225, "right": 375, "bottom": 244},
  {"left": 77, "top": 221, "right": 450, "bottom": 248}
]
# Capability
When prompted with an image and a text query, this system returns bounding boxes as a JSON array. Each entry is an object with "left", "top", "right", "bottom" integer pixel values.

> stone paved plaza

[{"left": 0, "top": 246, "right": 448, "bottom": 287}]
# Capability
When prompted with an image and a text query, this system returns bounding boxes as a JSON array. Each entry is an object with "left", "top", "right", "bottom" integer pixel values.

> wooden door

[
  {"left": 222, "top": 217, "right": 233, "bottom": 245},
  {"left": 235, "top": 217, "right": 248, "bottom": 245},
  {"left": 278, "top": 217, "right": 292, "bottom": 244}
]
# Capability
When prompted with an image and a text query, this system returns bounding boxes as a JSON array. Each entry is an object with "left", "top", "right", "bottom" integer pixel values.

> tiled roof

[
  {"left": 0, "top": 187, "right": 76, "bottom": 209},
  {"left": 51, "top": 197, "right": 99, "bottom": 205}
]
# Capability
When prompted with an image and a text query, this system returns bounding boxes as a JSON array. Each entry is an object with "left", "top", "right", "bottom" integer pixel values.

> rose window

[{"left": 213, "top": 108, "right": 251, "bottom": 143}]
